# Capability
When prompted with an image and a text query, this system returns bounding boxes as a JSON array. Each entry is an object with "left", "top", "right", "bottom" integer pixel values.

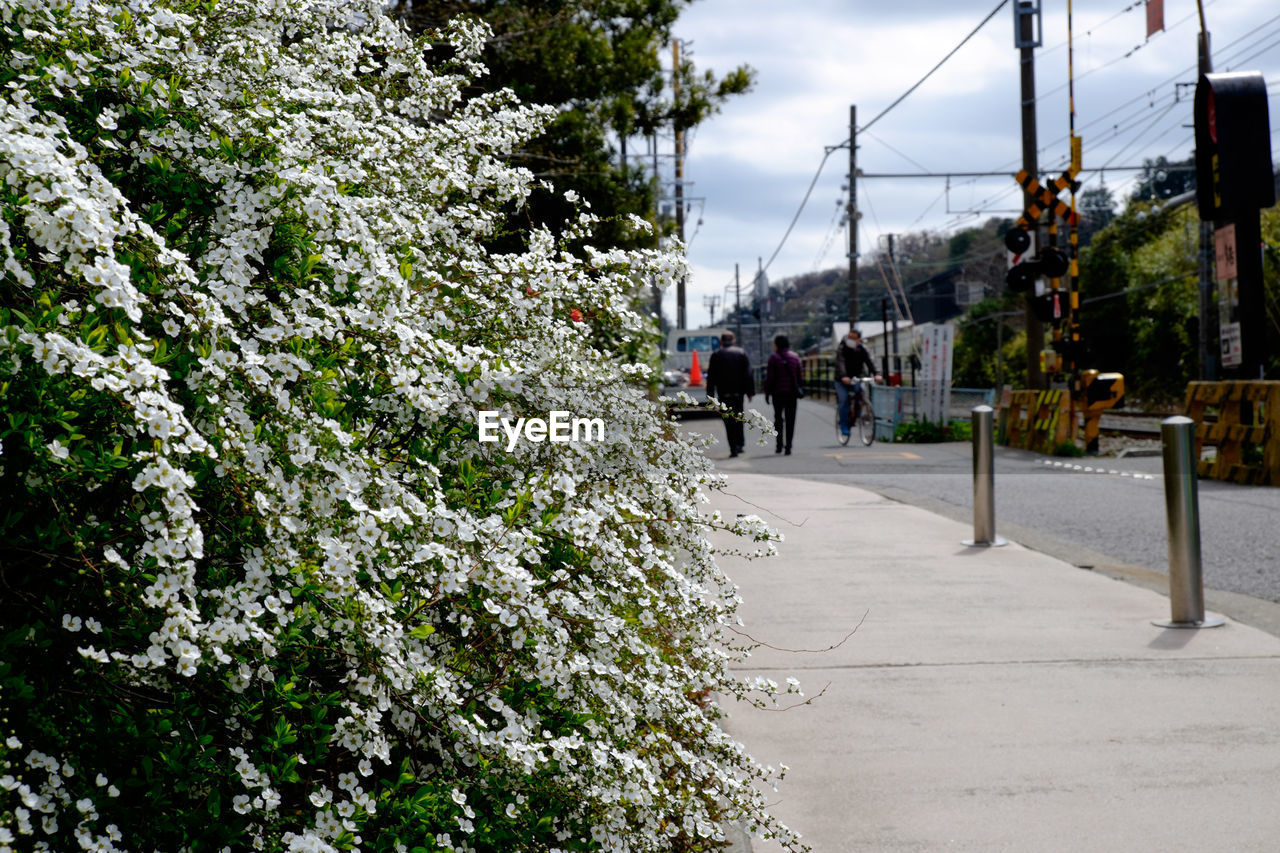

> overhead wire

[
  {"left": 753, "top": 1, "right": 1275, "bottom": 285},
  {"left": 849, "top": 0, "right": 1011, "bottom": 140},
  {"left": 1066, "top": 13, "right": 1280, "bottom": 139},
  {"left": 758, "top": 147, "right": 835, "bottom": 276},
  {"left": 859, "top": 183, "right": 914, "bottom": 324},
  {"left": 759, "top": 0, "right": 1010, "bottom": 277},
  {"left": 910, "top": 184, "right": 952, "bottom": 227},
  {"left": 1036, "top": 0, "right": 1207, "bottom": 103},
  {"left": 1094, "top": 100, "right": 1183, "bottom": 172},
  {"left": 862, "top": 129, "right": 932, "bottom": 174},
  {"left": 1223, "top": 32, "right": 1280, "bottom": 68},
  {"left": 940, "top": 11, "right": 1280, "bottom": 227},
  {"left": 811, "top": 196, "right": 847, "bottom": 270}
]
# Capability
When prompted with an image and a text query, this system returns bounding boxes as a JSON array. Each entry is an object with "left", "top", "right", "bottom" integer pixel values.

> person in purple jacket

[{"left": 763, "top": 334, "right": 803, "bottom": 455}]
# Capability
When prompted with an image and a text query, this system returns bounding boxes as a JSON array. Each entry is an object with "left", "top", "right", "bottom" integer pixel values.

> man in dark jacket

[
  {"left": 763, "top": 334, "right": 802, "bottom": 455},
  {"left": 705, "top": 332, "right": 754, "bottom": 457},
  {"left": 835, "top": 328, "right": 880, "bottom": 436}
]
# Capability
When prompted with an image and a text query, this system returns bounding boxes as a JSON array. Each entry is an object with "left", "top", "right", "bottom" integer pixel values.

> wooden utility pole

[
  {"left": 848, "top": 106, "right": 859, "bottom": 326},
  {"left": 1016, "top": 1, "right": 1044, "bottom": 389},
  {"left": 650, "top": 134, "right": 662, "bottom": 322},
  {"left": 887, "top": 233, "right": 900, "bottom": 377},
  {"left": 703, "top": 294, "right": 720, "bottom": 326},
  {"left": 757, "top": 256, "right": 766, "bottom": 359},
  {"left": 734, "top": 263, "right": 742, "bottom": 343},
  {"left": 1195, "top": 1, "right": 1216, "bottom": 379},
  {"left": 673, "top": 40, "right": 687, "bottom": 329}
]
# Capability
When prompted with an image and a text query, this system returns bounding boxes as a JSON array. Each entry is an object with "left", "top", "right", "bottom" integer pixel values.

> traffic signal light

[
  {"left": 1030, "top": 290, "right": 1065, "bottom": 322},
  {"left": 1004, "top": 230, "right": 1068, "bottom": 294},
  {"left": 1039, "top": 246, "right": 1068, "bottom": 278},
  {"left": 1004, "top": 226, "right": 1037, "bottom": 292},
  {"left": 1194, "top": 72, "right": 1275, "bottom": 220},
  {"left": 1004, "top": 226, "right": 1032, "bottom": 255}
]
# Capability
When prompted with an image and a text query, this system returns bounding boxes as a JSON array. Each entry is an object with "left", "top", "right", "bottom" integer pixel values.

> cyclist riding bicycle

[{"left": 834, "top": 328, "right": 881, "bottom": 437}]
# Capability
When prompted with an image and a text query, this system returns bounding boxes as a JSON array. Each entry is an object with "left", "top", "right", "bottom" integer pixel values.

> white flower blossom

[{"left": 0, "top": 0, "right": 800, "bottom": 850}]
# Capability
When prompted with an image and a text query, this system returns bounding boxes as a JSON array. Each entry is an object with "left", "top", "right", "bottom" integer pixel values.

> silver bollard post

[
  {"left": 1153, "top": 416, "right": 1224, "bottom": 628},
  {"left": 964, "top": 405, "right": 1007, "bottom": 547}
]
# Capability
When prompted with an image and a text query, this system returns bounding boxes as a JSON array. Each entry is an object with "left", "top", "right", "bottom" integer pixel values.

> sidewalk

[{"left": 709, "top": 473, "right": 1280, "bottom": 852}]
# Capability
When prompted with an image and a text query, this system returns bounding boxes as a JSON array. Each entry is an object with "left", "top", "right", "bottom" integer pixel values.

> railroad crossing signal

[
  {"left": 1004, "top": 227, "right": 1067, "bottom": 293},
  {"left": 1014, "top": 169, "right": 1077, "bottom": 229},
  {"left": 1005, "top": 162, "right": 1079, "bottom": 293}
]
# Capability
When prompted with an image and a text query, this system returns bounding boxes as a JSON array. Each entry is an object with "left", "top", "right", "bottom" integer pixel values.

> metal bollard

[
  {"left": 1153, "top": 416, "right": 1224, "bottom": 628},
  {"left": 964, "top": 405, "right": 1007, "bottom": 547}
]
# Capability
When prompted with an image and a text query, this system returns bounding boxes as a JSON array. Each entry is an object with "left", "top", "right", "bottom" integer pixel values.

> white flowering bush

[{"left": 0, "top": 1, "right": 803, "bottom": 851}]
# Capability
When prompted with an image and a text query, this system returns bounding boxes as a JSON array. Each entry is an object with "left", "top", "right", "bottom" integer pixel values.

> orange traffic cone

[{"left": 688, "top": 348, "right": 704, "bottom": 386}]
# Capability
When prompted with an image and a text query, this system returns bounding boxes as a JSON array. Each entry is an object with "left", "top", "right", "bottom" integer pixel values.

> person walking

[
  {"left": 763, "top": 334, "right": 803, "bottom": 455},
  {"left": 835, "top": 328, "right": 881, "bottom": 437},
  {"left": 705, "top": 331, "right": 754, "bottom": 457}
]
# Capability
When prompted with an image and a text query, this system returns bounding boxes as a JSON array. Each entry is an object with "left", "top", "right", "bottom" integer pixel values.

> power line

[
  {"left": 910, "top": 184, "right": 951, "bottom": 227},
  {"left": 1067, "top": 13, "right": 1280, "bottom": 139},
  {"left": 1096, "top": 99, "right": 1182, "bottom": 172},
  {"left": 739, "top": 3, "right": 1276, "bottom": 287},
  {"left": 811, "top": 196, "right": 847, "bottom": 270},
  {"left": 1224, "top": 32, "right": 1280, "bottom": 68},
  {"left": 759, "top": 147, "right": 835, "bottom": 276},
  {"left": 760, "top": 0, "right": 1026, "bottom": 280},
  {"left": 860, "top": 162, "right": 1192, "bottom": 179},
  {"left": 1036, "top": 0, "right": 1207, "bottom": 104},
  {"left": 938, "top": 15, "right": 1280, "bottom": 225},
  {"left": 763, "top": 0, "right": 1011, "bottom": 284},
  {"left": 862, "top": 129, "right": 932, "bottom": 174}
]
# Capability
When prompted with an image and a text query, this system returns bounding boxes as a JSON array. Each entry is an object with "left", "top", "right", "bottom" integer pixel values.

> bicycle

[{"left": 834, "top": 377, "right": 876, "bottom": 447}]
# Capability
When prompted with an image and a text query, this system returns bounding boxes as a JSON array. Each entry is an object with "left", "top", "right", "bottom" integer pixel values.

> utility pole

[
  {"left": 880, "top": 296, "right": 890, "bottom": 379},
  {"left": 757, "top": 256, "right": 766, "bottom": 361},
  {"left": 734, "top": 263, "right": 742, "bottom": 343},
  {"left": 1016, "top": 1, "right": 1045, "bottom": 389},
  {"left": 848, "top": 105, "right": 859, "bottom": 327},
  {"left": 703, "top": 294, "right": 720, "bottom": 326},
  {"left": 1195, "top": 1, "right": 1216, "bottom": 379},
  {"left": 887, "top": 233, "right": 901, "bottom": 379},
  {"left": 650, "top": 134, "right": 663, "bottom": 323},
  {"left": 673, "top": 40, "right": 687, "bottom": 329}
]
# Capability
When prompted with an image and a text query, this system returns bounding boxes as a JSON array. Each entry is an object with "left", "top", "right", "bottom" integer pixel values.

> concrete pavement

[{"left": 707, "top": 472, "right": 1280, "bottom": 852}]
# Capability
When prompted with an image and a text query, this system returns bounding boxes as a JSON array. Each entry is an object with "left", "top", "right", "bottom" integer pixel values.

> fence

[
  {"left": 797, "top": 355, "right": 994, "bottom": 441},
  {"left": 1184, "top": 380, "right": 1280, "bottom": 485}
]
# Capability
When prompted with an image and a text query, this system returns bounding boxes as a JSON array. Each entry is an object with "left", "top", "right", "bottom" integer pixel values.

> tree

[
  {"left": 0, "top": 2, "right": 800, "bottom": 851},
  {"left": 1077, "top": 201, "right": 1197, "bottom": 402},
  {"left": 1077, "top": 184, "right": 1116, "bottom": 245},
  {"left": 1263, "top": 203, "right": 1280, "bottom": 377},
  {"left": 952, "top": 297, "right": 1022, "bottom": 388},
  {"left": 386, "top": 0, "right": 754, "bottom": 250}
]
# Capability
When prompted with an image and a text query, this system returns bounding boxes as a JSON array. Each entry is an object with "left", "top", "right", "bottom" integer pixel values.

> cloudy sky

[{"left": 660, "top": 0, "right": 1280, "bottom": 328}]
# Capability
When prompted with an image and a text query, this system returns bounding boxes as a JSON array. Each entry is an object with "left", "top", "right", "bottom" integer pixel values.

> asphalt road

[{"left": 683, "top": 397, "right": 1280, "bottom": 614}]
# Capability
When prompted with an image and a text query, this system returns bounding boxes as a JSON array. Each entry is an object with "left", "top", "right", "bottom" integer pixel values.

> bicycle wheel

[
  {"left": 858, "top": 401, "right": 876, "bottom": 446},
  {"left": 835, "top": 404, "right": 850, "bottom": 446}
]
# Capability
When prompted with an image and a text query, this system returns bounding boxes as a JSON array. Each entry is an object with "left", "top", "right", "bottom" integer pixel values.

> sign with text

[
  {"left": 1216, "top": 224, "right": 1242, "bottom": 368},
  {"left": 1215, "top": 223, "right": 1238, "bottom": 280},
  {"left": 919, "top": 325, "right": 955, "bottom": 425}
]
